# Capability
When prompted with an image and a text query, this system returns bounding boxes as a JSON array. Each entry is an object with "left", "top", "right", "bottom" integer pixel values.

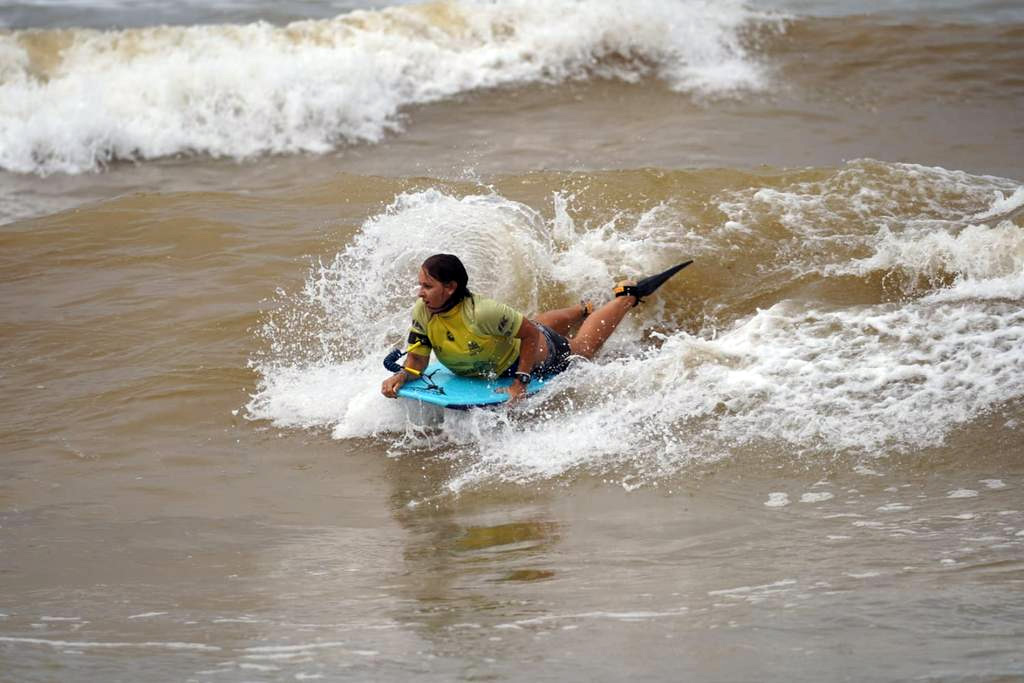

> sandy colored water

[
  {"left": 3, "top": 432, "right": 1023, "bottom": 680},
  {"left": 3, "top": 164, "right": 1024, "bottom": 680},
  {"left": 2, "top": 2, "right": 1024, "bottom": 680}
]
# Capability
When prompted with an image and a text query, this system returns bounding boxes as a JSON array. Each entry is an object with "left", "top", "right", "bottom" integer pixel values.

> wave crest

[{"left": 0, "top": 0, "right": 779, "bottom": 174}]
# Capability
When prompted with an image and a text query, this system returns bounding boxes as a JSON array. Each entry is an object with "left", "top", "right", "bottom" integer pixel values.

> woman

[{"left": 381, "top": 253, "right": 689, "bottom": 403}]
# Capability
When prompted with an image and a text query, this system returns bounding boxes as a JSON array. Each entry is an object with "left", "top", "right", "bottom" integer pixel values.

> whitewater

[
  {"left": 247, "top": 160, "right": 1024, "bottom": 490},
  {"left": 1, "top": 0, "right": 777, "bottom": 175}
]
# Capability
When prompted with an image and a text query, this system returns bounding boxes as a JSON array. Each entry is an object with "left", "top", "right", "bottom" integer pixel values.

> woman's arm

[
  {"left": 506, "top": 319, "right": 544, "bottom": 403},
  {"left": 381, "top": 350, "right": 430, "bottom": 398}
]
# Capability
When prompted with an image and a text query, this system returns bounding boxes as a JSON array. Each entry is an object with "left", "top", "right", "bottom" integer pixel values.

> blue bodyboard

[{"left": 397, "top": 363, "right": 547, "bottom": 409}]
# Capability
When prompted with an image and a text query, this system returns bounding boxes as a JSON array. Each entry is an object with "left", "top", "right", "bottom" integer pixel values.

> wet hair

[{"left": 422, "top": 253, "right": 472, "bottom": 308}]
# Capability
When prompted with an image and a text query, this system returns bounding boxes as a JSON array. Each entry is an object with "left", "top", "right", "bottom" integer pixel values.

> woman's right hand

[{"left": 381, "top": 372, "right": 407, "bottom": 399}]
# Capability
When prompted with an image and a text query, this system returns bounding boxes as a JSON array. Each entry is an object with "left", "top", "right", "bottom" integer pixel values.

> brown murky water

[{"left": 2, "top": 3, "right": 1024, "bottom": 681}]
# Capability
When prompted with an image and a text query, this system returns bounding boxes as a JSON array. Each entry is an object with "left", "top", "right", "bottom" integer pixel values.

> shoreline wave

[{"left": 0, "top": 0, "right": 780, "bottom": 175}]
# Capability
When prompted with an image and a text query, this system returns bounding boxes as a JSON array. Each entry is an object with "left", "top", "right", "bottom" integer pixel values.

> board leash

[{"left": 383, "top": 344, "right": 445, "bottom": 394}]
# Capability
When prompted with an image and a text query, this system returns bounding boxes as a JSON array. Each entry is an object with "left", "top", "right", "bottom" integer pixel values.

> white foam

[
  {"left": 0, "top": 0, "right": 779, "bottom": 174},
  {"left": 800, "top": 492, "right": 834, "bottom": 503},
  {"left": 858, "top": 220, "right": 1024, "bottom": 303},
  {"left": 242, "top": 642, "right": 348, "bottom": 654},
  {"left": 0, "top": 636, "right": 220, "bottom": 651},
  {"left": 708, "top": 579, "right": 797, "bottom": 597},
  {"left": 719, "top": 160, "right": 1024, "bottom": 299},
  {"left": 653, "top": 295, "right": 1024, "bottom": 455},
  {"left": 972, "top": 187, "right": 1024, "bottom": 220},
  {"left": 947, "top": 489, "right": 979, "bottom": 498},
  {"left": 765, "top": 492, "right": 790, "bottom": 507},
  {"left": 509, "top": 607, "right": 688, "bottom": 628},
  {"left": 853, "top": 521, "right": 885, "bottom": 528}
]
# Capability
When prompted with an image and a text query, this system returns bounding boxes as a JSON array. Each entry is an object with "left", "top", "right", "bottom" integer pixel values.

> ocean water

[{"left": 2, "top": 1, "right": 1023, "bottom": 681}]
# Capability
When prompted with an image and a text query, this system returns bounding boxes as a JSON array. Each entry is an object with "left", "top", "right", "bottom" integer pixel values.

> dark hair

[{"left": 422, "top": 253, "right": 472, "bottom": 307}]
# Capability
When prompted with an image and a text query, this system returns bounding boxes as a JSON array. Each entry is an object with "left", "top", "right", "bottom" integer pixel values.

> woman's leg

[
  {"left": 567, "top": 290, "right": 635, "bottom": 360},
  {"left": 551, "top": 261, "right": 690, "bottom": 362},
  {"left": 533, "top": 302, "right": 589, "bottom": 336}
]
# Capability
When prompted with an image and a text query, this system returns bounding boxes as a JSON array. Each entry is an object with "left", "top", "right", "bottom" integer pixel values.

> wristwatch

[{"left": 513, "top": 371, "right": 532, "bottom": 386}]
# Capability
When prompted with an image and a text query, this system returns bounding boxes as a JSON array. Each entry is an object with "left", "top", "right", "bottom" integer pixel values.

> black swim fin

[{"left": 614, "top": 260, "right": 693, "bottom": 306}]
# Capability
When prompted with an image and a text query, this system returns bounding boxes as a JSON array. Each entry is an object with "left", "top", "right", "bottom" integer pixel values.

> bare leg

[
  {"left": 533, "top": 302, "right": 588, "bottom": 336},
  {"left": 569, "top": 293, "right": 635, "bottom": 359}
]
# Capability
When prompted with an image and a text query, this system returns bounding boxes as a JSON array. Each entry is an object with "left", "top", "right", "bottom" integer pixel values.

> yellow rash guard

[{"left": 407, "top": 296, "right": 524, "bottom": 377}]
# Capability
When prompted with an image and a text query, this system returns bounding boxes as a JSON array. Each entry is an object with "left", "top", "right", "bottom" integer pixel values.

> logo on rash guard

[{"left": 470, "top": 361, "right": 493, "bottom": 376}]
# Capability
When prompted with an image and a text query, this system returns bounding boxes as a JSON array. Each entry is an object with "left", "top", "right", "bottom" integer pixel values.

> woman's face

[{"left": 418, "top": 267, "right": 457, "bottom": 312}]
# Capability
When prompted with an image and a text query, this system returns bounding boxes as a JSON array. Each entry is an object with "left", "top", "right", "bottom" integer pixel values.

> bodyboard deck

[{"left": 397, "top": 363, "right": 546, "bottom": 409}]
